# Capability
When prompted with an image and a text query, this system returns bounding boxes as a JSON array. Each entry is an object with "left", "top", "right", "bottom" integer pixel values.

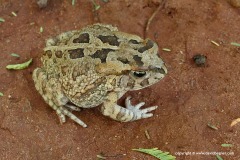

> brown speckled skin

[{"left": 32, "top": 24, "right": 167, "bottom": 127}]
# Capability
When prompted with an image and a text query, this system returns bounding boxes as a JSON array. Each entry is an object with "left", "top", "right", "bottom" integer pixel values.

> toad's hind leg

[{"left": 32, "top": 68, "right": 87, "bottom": 127}]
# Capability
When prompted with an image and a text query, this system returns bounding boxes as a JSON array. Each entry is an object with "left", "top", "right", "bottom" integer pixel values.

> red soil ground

[{"left": 0, "top": 0, "right": 239, "bottom": 159}]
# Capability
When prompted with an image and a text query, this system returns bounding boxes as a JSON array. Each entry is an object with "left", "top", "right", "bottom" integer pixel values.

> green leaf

[
  {"left": 96, "top": 154, "right": 106, "bottom": 159},
  {"left": 94, "top": 4, "right": 100, "bottom": 10},
  {"left": 6, "top": 58, "right": 32, "bottom": 70},
  {"left": 0, "top": 17, "right": 5, "bottom": 22},
  {"left": 40, "top": 26, "right": 44, "bottom": 33},
  {"left": 207, "top": 123, "right": 218, "bottom": 130},
  {"left": 72, "top": 0, "right": 75, "bottom": 5},
  {"left": 92, "top": 0, "right": 100, "bottom": 10},
  {"left": 231, "top": 42, "right": 240, "bottom": 47},
  {"left": 216, "top": 155, "right": 224, "bottom": 160},
  {"left": 0, "top": 92, "right": 3, "bottom": 96},
  {"left": 221, "top": 144, "right": 233, "bottom": 147},
  {"left": 11, "top": 53, "right": 20, "bottom": 57},
  {"left": 133, "top": 148, "right": 176, "bottom": 160}
]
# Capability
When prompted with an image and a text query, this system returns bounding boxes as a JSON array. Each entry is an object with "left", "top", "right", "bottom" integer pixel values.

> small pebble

[
  {"left": 229, "top": 0, "right": 240, "bottom": 7},
  {"left": 193, "top": 54, "right": 207, "bottom": 67},
  {"left": 37, "top": 0, "right": 48, "bottom": 9}
]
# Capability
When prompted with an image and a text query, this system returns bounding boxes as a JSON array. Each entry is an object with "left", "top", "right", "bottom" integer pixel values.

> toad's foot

[
  {"left": 55, "top": 105, "right": 87, "bottom": 128},
  {"left": 125, "top": 96, "right": 158, "bottom": 121},
  {"left": 101, "top": 92, "right": 158, "bottom": 122},
  {"left": 65, "top": 104, "right": 81, "bottom": 111}
]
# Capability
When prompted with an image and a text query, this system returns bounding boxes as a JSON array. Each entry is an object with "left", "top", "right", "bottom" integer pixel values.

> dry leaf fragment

[{"left": 230, "top": 118, "right": 240, "bottom": 127}]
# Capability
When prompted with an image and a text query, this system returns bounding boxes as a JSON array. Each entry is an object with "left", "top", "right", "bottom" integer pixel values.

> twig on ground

[{"left": 145, "top": 0, "right": 167, "bottom": 38}]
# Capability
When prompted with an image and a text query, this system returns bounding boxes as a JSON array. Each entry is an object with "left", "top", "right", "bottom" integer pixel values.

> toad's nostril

[
  {"left": 152, "top": 67, "right": 166, "bottom": 74},
  {"left": 157, "top": 68, "right": 166, "bottom": 74}
]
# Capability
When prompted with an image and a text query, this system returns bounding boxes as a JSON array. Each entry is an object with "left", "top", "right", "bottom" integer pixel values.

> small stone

[
  {"left": 8, "top": 94, "right": 12, "bottom": 99},
  {"left": 37, "top": 0, "right": 48, "bottom": 9},
  {"left": 193, "top": 54, "right": 207, "bottom": 67}
]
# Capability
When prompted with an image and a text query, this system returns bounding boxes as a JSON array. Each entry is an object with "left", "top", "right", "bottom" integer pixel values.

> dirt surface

[{"left": 0, "top": 0, "right": 240, "bottom": 159}]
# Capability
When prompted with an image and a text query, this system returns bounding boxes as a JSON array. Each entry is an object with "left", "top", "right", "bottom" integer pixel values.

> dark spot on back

[
  {"left": 73, "top": 33, "right": 90, "bottom": 43},
  {"left": 68, "top": 48, "right": 84, "bottom": 59},
  {"left": 55, "top": 51, "right": 63, "bottom": 58},
  {"left": 98, "top": 35, "right": 120, "bottom": 46},
  {"left": 90, "top": 49, "right": 114, "bottom": 63},
  {"left": 133, "top": 55, "right": 144, "bottom": 66},
  {"left": 117, "top": 57, "right": 130, "bottom": 64},
  {"left": 46, "top": 50, "right": 52, "bottom": 58},
  {"left": 138, "top": 40, "right": 154, "bottom": 53},
  {"left": 129, "top": 39, "right": 140, "bottom": 44}
]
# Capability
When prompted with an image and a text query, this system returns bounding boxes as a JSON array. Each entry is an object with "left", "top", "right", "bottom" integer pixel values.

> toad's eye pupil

[{"left": 133, "top": 71, "right": 146, "bottom": 77}]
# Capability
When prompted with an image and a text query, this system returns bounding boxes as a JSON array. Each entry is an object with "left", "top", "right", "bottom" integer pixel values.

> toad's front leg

[{"left": 101, "top": 92, "right": 158, "bottom": 122}]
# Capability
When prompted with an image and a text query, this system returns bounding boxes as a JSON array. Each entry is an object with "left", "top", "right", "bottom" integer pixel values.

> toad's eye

[{"left": 133, "top": 71, "right": 146, "bottom": 78}]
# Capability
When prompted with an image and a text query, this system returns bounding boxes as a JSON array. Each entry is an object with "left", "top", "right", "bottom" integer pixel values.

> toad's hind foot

[{"left": 53, "top": 104, "right": 87, "bottom": 127}]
